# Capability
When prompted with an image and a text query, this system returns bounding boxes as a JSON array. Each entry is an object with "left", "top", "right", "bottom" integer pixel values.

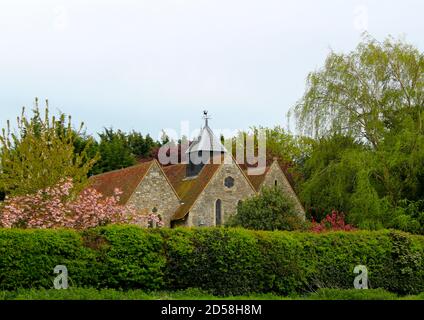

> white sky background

[{"left": 0, "top": 0, "right": 423, "bottom": 140}]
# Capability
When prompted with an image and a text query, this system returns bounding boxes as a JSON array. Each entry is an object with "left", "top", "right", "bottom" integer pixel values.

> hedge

[{"left": 0, "top": 226, "right": 422, "bottom": 295}]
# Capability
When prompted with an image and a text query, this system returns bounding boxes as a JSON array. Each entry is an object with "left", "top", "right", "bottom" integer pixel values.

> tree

[
  {"left": 160, "top": 130, "right": 170, "bottom": 145},
  {"left": 299, "top": 134, "right": 363, "bottom": 215},
  {"left": 90, "top": 129, "right": 160, "bottom": 175},
  {"left": 90, "top": 128, "right": 136, "bottom": 175},
  {"left": 127, "top": 131, "right": 158, "bottom": 159},
  {"left": 294, "top": 34, "right": 424, "bottom": 148},
  {"left": 293, "top": 35, "right": 424, "bottom": 233},
  {"left": 226, "top": 187, "right": 304, "bottom": 231},
  {"left": 0, "top": 99, "right": 97, "bottom": 197}
]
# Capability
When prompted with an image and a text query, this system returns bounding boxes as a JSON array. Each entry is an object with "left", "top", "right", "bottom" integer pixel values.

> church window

[
  {"left": 274, "top": 180, "right": 278, "bottom": 186},
  {"left": 224, "top": 176, "right": 235, "bottom": 188},
  {"left": 149, "top": 207, "right": 158, "bottom": 228},
  {"left": 215, "top": 199, "right": 222, "bottom": 226}
]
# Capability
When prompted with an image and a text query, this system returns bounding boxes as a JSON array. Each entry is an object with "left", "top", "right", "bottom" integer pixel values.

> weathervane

[{"left": 203, "top": 110, "right": 211, "bottom": 126}]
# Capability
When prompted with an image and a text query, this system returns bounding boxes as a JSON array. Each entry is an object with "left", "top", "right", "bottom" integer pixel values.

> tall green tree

[
  {"left": 127, "top": 131, "right": 158, "bottom": 159},
  {"left": 0, "top": 99, "right": 98, "bottom": 197},
  {"left": 90, "top": 128, "right": 136, "bottom": 175},
  {"left": 295, "top": 34, "right": 424, "bottom": 148},
  {"left": 299, "top": 134, "right": 362, "bottom": 214},
  {"left": 293, "top": 35, "right": 424, "bottom": 232}
]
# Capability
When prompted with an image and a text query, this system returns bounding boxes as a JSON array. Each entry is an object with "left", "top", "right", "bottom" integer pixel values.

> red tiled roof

[
  {"left": 162, "top": 163, "right": 222, "bottom": 220},
  {"left": 88, "top": 155, "right": 296, "bottom": 221},
  {"left": 238, "top": 163, "right": 271, "bottom": 191},
  {"left": 88, "top": 161, "right": 154, "bottom": 204}
]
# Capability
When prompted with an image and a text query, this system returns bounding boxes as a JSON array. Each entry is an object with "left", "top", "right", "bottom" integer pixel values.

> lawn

[{"left": 0, "top": 288, "right": 423, "bottom": 300}]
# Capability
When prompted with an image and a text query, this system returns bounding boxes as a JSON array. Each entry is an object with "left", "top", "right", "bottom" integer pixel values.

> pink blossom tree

[{"left": 0, "top": 178, "right": 163, "bottom": 229}]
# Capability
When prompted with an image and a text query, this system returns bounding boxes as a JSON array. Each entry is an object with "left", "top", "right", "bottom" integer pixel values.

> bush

[
  {"left": 226, "top": 187, "right": 304, "bottom": 231},
  {"left": 82, "top": 225, "right": 166, "bottom": 290},
  {"left": 162, "top": 228, "right": 264, "bottom": 295},
  {"left": 390, "top": 200, "right": 424, "bottom": 235},
  {"left": 0, "top": 226, "right": 422, "bottom": 295},
  {"left": 0, "top": 228, "right": 97, "bottom": 290},
  {"left": 310, "top": 210, "right": 356, "bottom": 232}
]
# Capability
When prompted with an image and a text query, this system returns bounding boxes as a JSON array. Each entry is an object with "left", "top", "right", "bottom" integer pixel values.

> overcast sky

[{"left": 0, "top": 0, "right": 423, "bottom": 140}]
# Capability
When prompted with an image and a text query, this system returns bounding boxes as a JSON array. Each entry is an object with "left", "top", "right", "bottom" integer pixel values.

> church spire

[
  {"left": 203, "top": 110, "right": 210, "bottom": 127},
  {"left": 186, "top": 111, "right": 227, "bottom": 154},
  {"left": 185, "top": 111, "right": 227, "bottom": 177}
]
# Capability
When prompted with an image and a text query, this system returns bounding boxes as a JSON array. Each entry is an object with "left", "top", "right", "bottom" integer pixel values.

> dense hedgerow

[
  {"left": 0, "top": 226, "right": 422, "bottom": 295},
  {"left": 0, "top": 228, "right": 97, "bottom": 290}
]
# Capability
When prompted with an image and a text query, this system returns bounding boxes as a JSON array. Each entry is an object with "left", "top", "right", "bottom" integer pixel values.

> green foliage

[
  {"left": 0, "top": 228, "right": 97, "bottom": 290},
  {"left": 90, "top": 128, "right": 160, "bottom": 175},
  {"left": 0, "top": 227, "right": 422, "bottom": 295},
  {"left": 0, "top": 99, "right": 98, "bottom": 197},
  {"left": 227, "top": 187, "right": 304, "bottom": 231},
  {"left": 82, "top": 225, "right": 166, "bottom": 290},
  {"left": 253, "top": 126, "right": 313, "bottom": 164},
  {"left": 294, "top": 34, "right": 424, "bottom": 145},
  {"left": 226, "top": 126, "right": 313, "bottom": 172},
  {"left": 90, "top": 128, "right": 137, "bottom": 175},
  {"left": 300, "top": 134, "right": 361, "bottom": 214},
  {"left": 386, "top": 231, "right": 424, "bottom": 294},
  {"left": 165, "top": 228, "right": 424, "bottom": 295},
  {"left": 127, "top": 131, "right": 158, "bottom": 159},
  {"left": 162, "top": 228, "right": 264, "bottom": 296},
  {"left": 293, "top": 35, "right": 424, "bottom": 233}
]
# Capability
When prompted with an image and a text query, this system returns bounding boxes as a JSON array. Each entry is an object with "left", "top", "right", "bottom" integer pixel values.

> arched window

[
  {"left": 149, "top": 207, "right": 158, "bottom": 228},
  {"left": 274, "top": 180, "right": 278, "bottom": 186},
  {"left": 215, "top": 199, "right": 222, "bottom": 226}
]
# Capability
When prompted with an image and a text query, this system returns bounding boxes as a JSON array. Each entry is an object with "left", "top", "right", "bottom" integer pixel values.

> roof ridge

[
  {"left": 153, "top": 159, "right": 182, "bottom": 201},
  {"left": 230, "top": 154, "right": 258, "bottom": 194},
  {"left": 171, "top": 161, "right": 223, "bottom": 221},
  {"left": 89, "top": 159, "right": 155, "bottom": 179}
]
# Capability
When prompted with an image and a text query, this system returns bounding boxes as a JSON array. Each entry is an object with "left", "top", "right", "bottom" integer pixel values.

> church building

[{"left": 89, "top": 114, "right": 305, "bottom": 227}]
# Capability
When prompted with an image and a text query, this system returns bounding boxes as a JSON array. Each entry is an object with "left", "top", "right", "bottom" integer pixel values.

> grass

[{"left": 0, "top": 288, "right": 423, "bottom": 300}]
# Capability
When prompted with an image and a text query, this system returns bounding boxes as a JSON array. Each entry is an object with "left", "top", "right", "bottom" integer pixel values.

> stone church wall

[
  {"left": 261, "top": 161, "right": 305, "bottom": 218},
  {"left": 128, "top": 163, "right": 180, "bottom": 227},
  {"left": 187, "top": 161, "right": 256, "bottom": 227}
]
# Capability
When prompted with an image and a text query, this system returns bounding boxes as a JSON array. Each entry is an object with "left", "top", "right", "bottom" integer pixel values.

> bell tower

[{"left": 185, "top": 111, "right": 227, "bottom": 178}]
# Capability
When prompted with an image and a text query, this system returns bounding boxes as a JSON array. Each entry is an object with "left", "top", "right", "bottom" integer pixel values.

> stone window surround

[
  {"left": 223, "top": 176, "right": 235, "bottom": 191},
  {"left": 214, "top": 199, "right": 223, "bottom": 226}
]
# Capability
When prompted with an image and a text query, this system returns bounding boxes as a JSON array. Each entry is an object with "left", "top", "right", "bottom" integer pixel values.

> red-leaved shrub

[{"left": 310, "top": 210, "right": 356, "bottom": 233}]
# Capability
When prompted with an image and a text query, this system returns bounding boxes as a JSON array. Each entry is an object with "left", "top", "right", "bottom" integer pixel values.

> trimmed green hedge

[{"left": 0, "top": 226, "right": 423, "bottom": 295}]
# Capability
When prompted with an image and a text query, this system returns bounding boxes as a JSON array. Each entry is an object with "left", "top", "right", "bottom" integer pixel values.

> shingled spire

[{"left": 185, "top": 111, "right": 227, "bottom": 177}]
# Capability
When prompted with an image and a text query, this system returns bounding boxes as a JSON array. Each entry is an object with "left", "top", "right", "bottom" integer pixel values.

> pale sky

[{"left": 0, "top": 0, "right": 423, "bottom": 140}]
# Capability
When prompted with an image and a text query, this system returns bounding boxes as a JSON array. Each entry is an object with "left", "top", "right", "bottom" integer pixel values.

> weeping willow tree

[
  {"left": 0, "top": 98, "right": 98, "bottom": 197},
  {"left": 295, "top": 34, "right": 424, "bottom": 147},
  {"left": 293, "top": 35, "right": 424, "bottom": 232}
]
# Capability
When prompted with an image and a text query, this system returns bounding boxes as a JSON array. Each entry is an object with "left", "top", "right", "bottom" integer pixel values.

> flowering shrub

[
  {"left": 0, "top": 178, "right": 163, "bottom": 229},
  {"left": 310, "top": 210, "right": 355, "bottom": 233}
]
